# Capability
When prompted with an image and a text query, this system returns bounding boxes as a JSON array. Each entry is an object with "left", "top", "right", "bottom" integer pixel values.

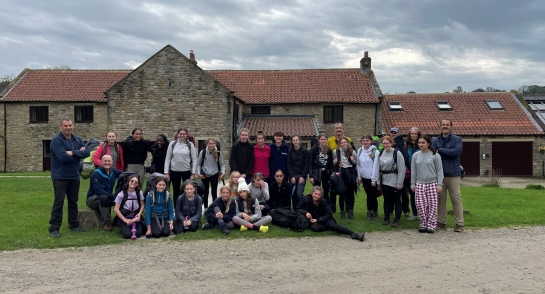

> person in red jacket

[
  {"left": 252, "top": 131, "right": 271, "bottom": 182},
  {"left": 93, "top": 131, "right": 125, "bottom": 171}
]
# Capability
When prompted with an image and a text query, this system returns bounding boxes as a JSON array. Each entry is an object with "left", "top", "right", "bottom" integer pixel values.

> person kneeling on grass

[
  {"left": 202, "top": 186, "right": 236, "bottom": 235},
  {"left": 233, "top": 177, "right": 271, "bottom": 233},
  {"left": 145, "top": 176, "right": 174, "bottom": 238},
  {"left": 114, "top": 175, "right": 145, "bottom": 239},
  {"left": 297, "top": 186, "right": 365, "bottom": 242},
  {"left": 175, "top": 181, "right": 203, "bottom": 234}
]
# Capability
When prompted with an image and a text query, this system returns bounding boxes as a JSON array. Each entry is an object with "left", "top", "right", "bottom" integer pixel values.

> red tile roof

[
  {"left": 1, "top": 70, "right": 131, "bottom": 102},
  {"left": 382, "top": 92, "right": 543, "bottom": 136},
  {"left": 207, "top": 69, "right": 379, "bottom": 104},
  {"left": 241, "top": 116, "right": 317, "bottom": 137}
]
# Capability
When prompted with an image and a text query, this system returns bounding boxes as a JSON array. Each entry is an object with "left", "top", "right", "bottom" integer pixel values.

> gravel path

[{"left": 1, "top": 226, "right": 544, "bottom": 294}]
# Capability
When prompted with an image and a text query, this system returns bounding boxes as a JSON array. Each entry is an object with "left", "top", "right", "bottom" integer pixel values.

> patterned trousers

[{"left": 415, "top": 182, "right": 438, "bottom": 230}]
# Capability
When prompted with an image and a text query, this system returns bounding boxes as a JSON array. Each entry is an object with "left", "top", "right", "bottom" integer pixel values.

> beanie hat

[{"left": 237, "top": 177, "right": 249, "bottom": 192}]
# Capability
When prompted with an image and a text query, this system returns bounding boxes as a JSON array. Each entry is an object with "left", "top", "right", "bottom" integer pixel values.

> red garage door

[
  {"left": 460, "top": 142, "right": 480, "bottom": 176},
  {"left": 492, "top": 142, "right": 532, "bottom": 176}
]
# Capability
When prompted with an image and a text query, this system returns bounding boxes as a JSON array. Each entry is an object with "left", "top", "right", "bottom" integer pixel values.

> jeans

[
  {"left": 49, "top": 179, "right": 81, "bottom": 232},
  {"left": 309, "top": 218, "right": 353, "bottom": 235},
  {"left": 290, "top": 177, "right": 306, "bottom": 209}
]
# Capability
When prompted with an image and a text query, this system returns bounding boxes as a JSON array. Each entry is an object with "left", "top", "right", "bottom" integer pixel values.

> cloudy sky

[{"left": 1, "top": 0, "right": 544, "bottom": 93}]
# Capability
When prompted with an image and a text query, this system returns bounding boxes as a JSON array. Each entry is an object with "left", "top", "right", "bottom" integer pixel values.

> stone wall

[
  {"left": 534, "top": 136, "right": 545, "bottom": 177},
  {"left": 0, "top": 102, "right": 5, "bottom": 171},
  {"left": 106, "top": 46, "right": 233, "bottom": 169},
  {"left": 3, "top": 102, "right": 108, "bottom": 172}
]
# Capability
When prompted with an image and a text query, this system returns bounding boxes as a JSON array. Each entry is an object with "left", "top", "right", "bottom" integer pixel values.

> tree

[
  {"left": 453, "top": 86, "right": 463, "bottom": 93},
  {"left": 0, "top": 74, "right": 14, "bottom": 93},
  {"left": 407, "top": 91, "right": 416, "bottom": 94},
  {"left": 472, "top": 88, "right": 485, "bottom": 92}
]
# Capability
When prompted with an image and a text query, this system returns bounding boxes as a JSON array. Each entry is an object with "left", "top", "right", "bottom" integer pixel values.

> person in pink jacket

[
  {"left": 93, "top": 131, "right": 125, "bottom": 171},
  {"left": 252, "top": 131, "right": 271, "bottom": 182}
]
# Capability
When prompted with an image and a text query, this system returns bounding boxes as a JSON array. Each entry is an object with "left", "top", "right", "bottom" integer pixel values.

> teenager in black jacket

[
  {"left": 268, "top": 169, "right": 291, "bottom": 209},
  {"left": 229, "top": 128, "right": 254, "bottom": 184},
  {"left": 309, "top": 133, "right": 333, "bottom": 206},
  {"left": 297, "top": 186, "right": 364, "bottom": 241},
  {"left": 287, "top": 135, "right": 310, "bottom": 209}
]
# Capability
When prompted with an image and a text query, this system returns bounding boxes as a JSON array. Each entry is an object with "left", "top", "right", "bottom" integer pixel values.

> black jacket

[
  {"left": 309, "top": 145, "right": 333, "bottom": 174},
  {"left": 268, "top": 181, "right": 291, "bottom": 209},
  {"left": 120, "top": 139, "right": 154, "bottom": 165},
  {"left": 296, "top": 195, "right": 333, "bottom": 224},
  {"left": 393, "top": 136, "right": 410, "bottom": 168},
  {"left": 229, "top": 141, "right": 254, "bottom": 176},
  {"left": 287, "top": 147, "right": 310, "bottom": 178}
]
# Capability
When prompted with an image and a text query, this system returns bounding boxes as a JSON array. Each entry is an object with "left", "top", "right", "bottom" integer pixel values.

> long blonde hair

[
  {"left": 206, "top": 138, "right": 218, "bottom": 162},
  {"left": 220, "top": 186, "right": 233, "bottom": 213}
]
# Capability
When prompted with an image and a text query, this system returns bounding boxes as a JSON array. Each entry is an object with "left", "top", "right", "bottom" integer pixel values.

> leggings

[
  {"left": 361, "top": 178, "right": 378, "bottom": 212},
  {"left": 174, "top": 219, "right": 200, "bottom": 234},
  {"left": 232, "top": 215, "right": 272, "bottom": 228},
  {"left": 120, "top": 220, "right": 144, "bottom": 239},
  {"left": 169, "top": 170, "right": 192, "bottom": 205},
  {"left": 309, "top": 218, "right": 353, "bottom": 236},
  {"left": 149, "top": 217, "right": 171, "bottom": 238}
]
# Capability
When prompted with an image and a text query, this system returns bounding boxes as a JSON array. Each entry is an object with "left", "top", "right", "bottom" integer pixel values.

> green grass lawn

[{"left": 0, "top": 172, "right": 544, "bottom": 251}]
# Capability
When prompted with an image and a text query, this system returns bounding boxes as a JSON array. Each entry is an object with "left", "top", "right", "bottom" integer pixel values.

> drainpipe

[{"left": 3, "top": 102, "right": 6, "bottom": 173}]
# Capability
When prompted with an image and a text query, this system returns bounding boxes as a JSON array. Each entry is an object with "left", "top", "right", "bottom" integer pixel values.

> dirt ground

[
  {"left": 460, "top": 176, "right": 544, "bottom": 189},
  {"left": 1, "top": 226, "right": 544, "bottom": 294}
]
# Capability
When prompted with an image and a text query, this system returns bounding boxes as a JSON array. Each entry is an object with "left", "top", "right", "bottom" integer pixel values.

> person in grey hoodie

[
  {"left": 196, "top": 138, "right": 225, "bottom": 208},
  {"left": 410, "top": 135, "right": 444, "bottom": 234},
  {"left": 375, "top": 136, "right": 406, "bottom": 228},
  {"left": 165, "top": 128, "right": 197, "bottom": 205}
]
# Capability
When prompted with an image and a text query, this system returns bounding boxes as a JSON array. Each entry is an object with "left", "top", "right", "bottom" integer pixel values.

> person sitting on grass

[
  {"left": 113, "top": 175, "right": 145, "bottom": 239},
  {"left": 233, "top": 177, "right": 271, "bottom": 233},
  {"left": 202, "top": 186, "right": 236, "bottom": 235},
  {"left": 249, "top": 172, "right": 271, "bottom": 215},
  {"left": 218, "top": 171, "right": 241, "bottom": 198},
  {"left": 175, "top": 181, "right": 203, "bottom": 234},
  {"left": 297, "top": 186, "right": 365, "bottom": 242},
  {"left": 145, "top": 176, "right": 174, "bottom": 238}
]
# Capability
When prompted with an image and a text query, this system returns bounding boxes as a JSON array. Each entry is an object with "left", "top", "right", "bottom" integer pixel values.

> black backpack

[
  {"left": 269, "top": 208, "right": 309, "bottom": 232},
  {"left": 183, "top": 179, "right": 205, "bottom": 197},
  {"left": 114, "top": 172, "right": 137, "bottom": 196}
]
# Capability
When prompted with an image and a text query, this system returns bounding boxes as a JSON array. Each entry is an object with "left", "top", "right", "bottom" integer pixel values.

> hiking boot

[
  {"left": 201, "top": 223, "right": 213, "bottom": 230},
  {"left": 418, "top": 227, "right": 426, "bottom": 233},
  {"left": 220, "top": 224, "right": 230, "bottom": 235},
  {"left": 103, "top": 223, "right": 112, "bottom": 231},
  {"left": 240, "top": 225, "right": 248, "bottom": 232},
  {"left": 70, "top": 226, "right": 86, "bottom": 232},
  {"left": 426, "top": 228, "right": 435, "bottom": 234},
  {"left": 382, "top": 218, "right": 390, "bottom": 225},
  {"left": 351, "top": 232, "right": 365, "bottom": 242},
  {"left": 259, "top": 226, "right": 269, "bottom": 233},
  {"left": 347, "top": 210, "right": 354, "bottom": 219},
  {"left": 366, "top": 210, "right": 372, "bottom": 220},
  {"left": 391, "top": 218, "right": 401, "bottom": 228},
  {"left": 454, "top": 225, "right": 464, "bottom": 233},
  {"left": 340, "top": 211, "right": 346, "bottom": 219},
  {"left": 436, "top": 222, "right": 447, "bottom": 229},
  {"left": 50, "top": 230, "right": 60, "bottom": 238},
  {"left": 371, "top": 211, "right": 379, "bottom": 220}
]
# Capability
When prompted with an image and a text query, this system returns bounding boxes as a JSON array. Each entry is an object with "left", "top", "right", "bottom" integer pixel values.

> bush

[
  {"left": 481, "top": 168, "right": 502, "bottom": 187},
  {"left": 525, "top": 184, "right": 545, "bottom": 190}
]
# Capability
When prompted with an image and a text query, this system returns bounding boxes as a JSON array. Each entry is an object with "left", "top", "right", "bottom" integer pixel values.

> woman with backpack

[
  {"left": 233, "top": 177, "right": 271, "bottom": 233},
  {"left": 196, "top": 138, "right": 225, "bottom": 209},
  {"left": 113, "top": 175, "right": 145, "bottom": 239},
  {"left": 165, "top": 128, "right": 197, "bottom": 205},
  {"left": 309, "top": 133, "right": 333, "bottom": 207},
  {"left": 202, "top": 186, "right": 237, "bottom": 235},
  {"left": 145, "top": 176, "right": 174, "bottom": 238},
  {"left": 332, "top": 137, "right": 358, "bottom": 219},
  {"left": 119, "top": 128, "right": 155, "bottom": 181},
  {"left": 174, "top": 181, "right": 203, "bottom": 234},
  {"left": 92, "top": 131, "right": 125, "bottom": 171},
  {"left": 297, "top": 186, "right": 365, "bottom": 241},
  {"left": 357, "top": 135, "right": 380, "bottom": 220},
  {"left": 410, "top": 135, "right": 444, "bottom": 234},
  {"left": 375, "top": 136, "right": 406, "bottom": 228},
  {"left": 149, "top": 134, "right": 169, "bottom": 174},
  {"left": 404, "top": 127, "right": 421, "bottom": 220},
  {"left": 287, "top": 135, "right": 310, "bottom": 209}
]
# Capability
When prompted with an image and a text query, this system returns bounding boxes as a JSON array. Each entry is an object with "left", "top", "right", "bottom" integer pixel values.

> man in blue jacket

[
  {"left": 86, "top": 155, "right": 122, "bottom": 231},
  {"left": 49, "top": 119, "right": 90, "bottom": 238},
  {"left": 431, "top": 119, "right": 464, "bottom": 232}
]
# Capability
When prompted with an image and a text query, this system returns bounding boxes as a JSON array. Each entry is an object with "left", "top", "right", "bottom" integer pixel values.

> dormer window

[
  {"left": 436, "top": 101, "right": 452, "bottom": 111},
  {"left": 387, "top": 102, "right": 403, "bottom": 111},
  {"left": 485, "top": 100, "right": 504, "bottom": 110}
]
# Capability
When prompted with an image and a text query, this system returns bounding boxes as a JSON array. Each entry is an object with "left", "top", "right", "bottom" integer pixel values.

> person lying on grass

[
  {"left": 297, "top": 186, "right": 365, "bottom": 242},
  {"left": 202, "top": 186, "right": 236, "bottom": 235},
  {"left": 233, "top": 177, "right": 271, "bottom": 233},
  {"left": 113, "top": 175, "right": 145, "bottom": 239},
  {"left": 145, "top": 176, "right": 174, "bottom": 238}
]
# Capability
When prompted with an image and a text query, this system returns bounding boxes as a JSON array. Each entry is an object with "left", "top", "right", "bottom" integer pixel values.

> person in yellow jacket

[{"left": 327, "top": 123, "right": 354, "bottom": 150}]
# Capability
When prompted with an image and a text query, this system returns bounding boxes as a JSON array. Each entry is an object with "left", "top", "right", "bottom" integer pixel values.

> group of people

[{"left": 48, "top": 117, "right": 463, "bottom": 241}]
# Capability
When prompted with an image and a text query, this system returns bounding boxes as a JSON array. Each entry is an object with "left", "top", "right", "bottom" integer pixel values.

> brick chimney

[
  {"left": 189, "top": 50, "right": 197, "bottom": 65},
  {"left": 360, "top": 51, "right": 371, "bottom": 73}
]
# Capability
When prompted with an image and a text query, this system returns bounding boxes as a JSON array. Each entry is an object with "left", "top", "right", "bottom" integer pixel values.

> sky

[{"left": 1, "top": 0, "right": 544, "bottom": 94}]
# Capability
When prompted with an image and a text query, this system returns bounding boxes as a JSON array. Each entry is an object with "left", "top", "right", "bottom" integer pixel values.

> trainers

[
  {"left": 454, "top": 225, "right": 464, "bottom": 232},
  {"left": 436, "top": 222, "right": 447, "bottom": 229},
  {"left": 70, "top": 227, "right": 86, "bottom": 232},
  {"left": 50, "top": 230, "right": 60, "bottom": 238},
  {"left": 351, "top": 232, "right": 365, "bottom": 242},
  {"left": 240, "top": 225, "right": 248, "bottom": 232},
  {"left": 340, "top": 211, "right": 346, "bottom": 219},
  {"left": 103, "top": 223, "right": 112, "bottom": 231},
  {"left": 418, "top": 227, "right": 426, "bottom": 233},
  {"left": 391, "top": 218, "right": 401, "bottom": 228},
  {"left": 382, "top": 218, "right": 390, "bottom": 225},
  {"left": 202, "top": 223, "right": 213, "bottom": 230},
  {"left": 259, "top": 226, "right": 269, "bottom": 233}
]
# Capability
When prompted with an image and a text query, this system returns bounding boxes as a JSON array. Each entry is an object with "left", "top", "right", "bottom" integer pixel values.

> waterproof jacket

[
  {"left": 50, "top": 132, "right": 89, "bottom": 180},
  {"left": 205, "top": 197, "right": 237, "bottom": 223},
  {"left": 119, "top": 138, "right": 154, "bottom": 165},
  {"left": 296, "top": 195, "right": 333, "bottom": 224},
  {"left": 175, "top": 193, "right": 203, "bottom": 223},
  {"left": 268, "top": 141, "right": 289, "bottom": 178},
  {"left": 229, "top": 141, "right": 254, "bottom": 176},
  {"left": 287, "top": 147, "right": 310, "bottom": 179},
  {"left": 431, "top": 132, "right": 463, "bottom": 177},
  {"left": 87, "top": 166, "right": 122, "bottom": 198}
]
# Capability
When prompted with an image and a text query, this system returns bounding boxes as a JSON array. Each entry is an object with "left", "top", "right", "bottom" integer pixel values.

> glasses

[
  {"left": 178, "top": 133, "right": 187, "bottom": 136},
  {"left": 275, "top": 175, "right": 284, "bottom": 178},
  {"left": 129, "top": 179, "right": 139, "bottom": 183}
]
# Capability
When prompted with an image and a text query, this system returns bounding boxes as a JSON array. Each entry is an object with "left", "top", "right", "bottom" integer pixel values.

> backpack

[
  {"left": 144, "top": 172, "right": 167, "bottom": 196},
  {"left": 269, "top": 208, "right": 309, "bottom": 232},
  {"left": 169, "top": 139, "right": 194, "bottom": 168},
  {"left": 114, "top": 172, "right": 137, "bottom": 196},
  {"left": 80, "top": 138, "right": 102, "bottom": 179},
  {"left": 199, "top": 143, "right": 222, "bottom": 174},
  {"left": 357, "top": 148, "right": 377, "bottom": 161},
  {"left": 379, "top": 149, "right": 398, "bottom": 173},
  {"left": 183, "top": 179, "right": 205, "bottom": 197}
]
